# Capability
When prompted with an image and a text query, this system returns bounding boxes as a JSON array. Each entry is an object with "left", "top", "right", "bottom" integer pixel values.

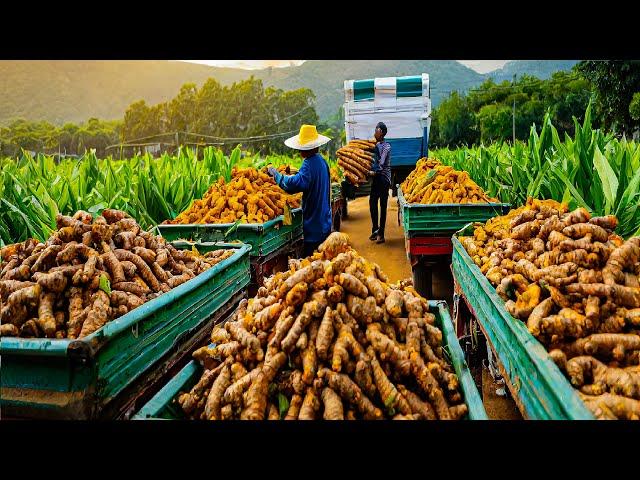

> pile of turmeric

[
  {"left": 0, "top": 210, "right": 234, "bottom": 339},
  {"left": 337, "top": 139, "right": 375, "bottom": 186},
  {"left": 164, "top": 167, "right": 302, "bottom": 225},
  {"left": 177, "top": 232, "right": 469, "bottom": 420},
  {"left": 460, "top": 199, "right": 640, "bottom": 419},
  {"left": 330, "top": 166, "right": 343, "bottom": 184},
  {"left": 401, "top": 158, "right": 498, "bottom": 204}
]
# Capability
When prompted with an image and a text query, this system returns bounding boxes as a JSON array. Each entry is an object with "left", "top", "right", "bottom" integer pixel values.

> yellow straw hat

[{"left": 284, "top": 124, "right": 331, "bottom": 151}]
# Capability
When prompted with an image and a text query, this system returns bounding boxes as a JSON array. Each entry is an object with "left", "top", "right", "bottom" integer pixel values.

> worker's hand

[
  {"left": 368, "top": 170, "right": 375, "bottom": 177},
  {"left": 267, "top": 166, "right": 278, "bottom": 178}
]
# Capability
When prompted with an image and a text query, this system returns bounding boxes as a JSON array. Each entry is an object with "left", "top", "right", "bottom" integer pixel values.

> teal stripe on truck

[
  {"left": 353, "top": 79, "right": 375, "bottom": 101},
  {"left": 396, "top": 75, "right": 423, "bottom": 97},
  {"left": 352, "top": 75, "right": 424, "bottom": 101}
]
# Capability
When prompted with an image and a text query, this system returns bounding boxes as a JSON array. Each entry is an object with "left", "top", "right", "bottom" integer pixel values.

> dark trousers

[
  {"left": 369, "top": 175, "right": 390, "bottom": 238},
  {"left": 303, "top": 241, "right": 321, "bottom": 258},
  {"left": 303, "top": 234, "right": 328, "bottom": 258}
]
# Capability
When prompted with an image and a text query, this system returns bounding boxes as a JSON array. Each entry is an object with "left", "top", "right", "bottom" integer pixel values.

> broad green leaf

[
  {"left": 88, "top": 203, "right": 107, "bottom": 215},
  {"left": 99, "top": 274, "right": 111, "bottom": 296},
  {"left": 277, "top": 393, "right": 289, "bottom": 419},
  {"left": 592, "top": 145, "right": 618, "bottom": 215},
  {"left": 546, "top": 169, "right": 592, "bottom": 213}
]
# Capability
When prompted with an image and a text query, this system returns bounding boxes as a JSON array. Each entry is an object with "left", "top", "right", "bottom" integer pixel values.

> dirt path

[
  {"left": 339, "top": 196, "right": 412, "bottom": 283},
  {"left": 340, "top": 195, "right": 522, "bottom": 419}
]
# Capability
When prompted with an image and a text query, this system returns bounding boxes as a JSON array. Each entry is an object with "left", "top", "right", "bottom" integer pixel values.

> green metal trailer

[
  {"left": 397, "top": 185, "right": 510, "bottom": 298},
  {"left": 133, "top": 300, "right": 488, "bottom": 420},
  {"left": 156, "top": 209, "right": 304, "bottom": 296},
  {"left": 451, "top": 233, "right": 595, "bottom": 419},
  {"left": 155, "top": 208, "right": 303, "bottom": 258},
  {"left": 0, "top": 242, "right": 251, "bottom": 420},
  {"left": 397, "top": 187, "right": 510, "bottom": 236}
]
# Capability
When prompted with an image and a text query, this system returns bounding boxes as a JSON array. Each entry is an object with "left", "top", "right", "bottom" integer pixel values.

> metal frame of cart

[
  {"left": 396, "top": 185, "right": 510, "bottom": 298},
  {"left": 132, "top": 300, "right": 489, "bottom": 420},
  {"left": 450, "top": 233, "right": 595, "bottom": 420},
  {"left": 0, "top": 242, "right": 251, "bottom": 420}
]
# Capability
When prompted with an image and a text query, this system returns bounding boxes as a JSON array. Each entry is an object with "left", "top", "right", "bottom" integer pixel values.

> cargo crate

[
  {"left": 397, "top": 186, "right": 510, "bottom": 235},
  {"left": 155, "top": 207, "right": 303, "bottom": 258},
  {"left": 0, "top": 242, "right": 251, "bottom": 420},
  {"left": 451, "top": 233, "right": 594, "bottom": 419},
  {"left": 133, "top": 300, "right": 488, "bottom": 420}
]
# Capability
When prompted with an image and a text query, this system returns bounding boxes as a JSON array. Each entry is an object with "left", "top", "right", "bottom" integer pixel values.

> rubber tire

[{"left": 412, "top": 263, "right": 432, "bottom": 298}]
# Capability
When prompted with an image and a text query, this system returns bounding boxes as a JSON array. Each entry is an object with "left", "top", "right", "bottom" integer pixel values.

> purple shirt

[{"left": 372, "top": 141, "right": 391, "bottom": 185}]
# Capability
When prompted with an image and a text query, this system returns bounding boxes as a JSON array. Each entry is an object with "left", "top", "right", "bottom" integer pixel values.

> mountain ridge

[{"left": 0, "top": 60, "right": 579, "bottom": 125}]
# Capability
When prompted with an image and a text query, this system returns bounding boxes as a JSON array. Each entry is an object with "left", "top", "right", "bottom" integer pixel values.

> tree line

[
  {"left": 430, "top": 61, "right": 640, "bottom": 148},
  {"left": 120, "top": 76, "right": 321, "bottom": 155},
  {"left": 0, "top": 76, "right": 324, "bottom": 157},
  {"left": 3, "top": 61, "right": 639, "bottom": 157},
  {"left": 0, "top": 118, "right": 121, "bottom": 157}
]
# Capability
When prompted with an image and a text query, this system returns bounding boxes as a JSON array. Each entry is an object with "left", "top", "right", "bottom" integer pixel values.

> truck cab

[{"left": 343, "top": 73, "right": 431, "bottom": 196}]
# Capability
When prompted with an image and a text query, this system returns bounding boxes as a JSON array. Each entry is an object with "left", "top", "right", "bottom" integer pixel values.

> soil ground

[
  {"left": 340, "top": 196, "right": 522, "bottom": 419},
  {"left": 339, "top": 195, "right": 411, "bottom": 283}
]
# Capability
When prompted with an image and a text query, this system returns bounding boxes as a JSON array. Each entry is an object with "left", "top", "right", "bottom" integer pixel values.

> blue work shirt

[{"left": 273, "top": 153, "right": 332, "bottom": 243}]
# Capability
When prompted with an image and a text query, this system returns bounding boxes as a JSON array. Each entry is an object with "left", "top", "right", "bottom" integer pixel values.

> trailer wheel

[{"left": 412, "top": 263, "right": 432, "bottom": 298}]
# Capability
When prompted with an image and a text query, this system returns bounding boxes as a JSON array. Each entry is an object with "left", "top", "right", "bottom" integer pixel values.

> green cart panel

[
  {"left": 156, "top": 208, "right": 303, "bottom": 258},
  {"left": 0, "top": 242, "right": 251, "bottom": 419},
  {"left": 133, "top": 300, "right": 488, "bottom": 420},
  {"left": 451, "top": 234, "right": 594, "bottom": 419},
  {"left": 398, "top": 186, "right": 510, "bottom": 235}
]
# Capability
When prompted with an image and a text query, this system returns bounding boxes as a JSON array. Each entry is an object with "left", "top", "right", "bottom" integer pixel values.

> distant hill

[
  {"left": 255, "top": 60, "right": 485, "bottom": 119},
  {"left": 487, "top": 60, "right": 580, "bottom": 82},
  {"left": 0, "top": 60, "right": 250, "bottom": 125},
  {"left": 0, "top": 60, "right": 580, "bottom": 125}
]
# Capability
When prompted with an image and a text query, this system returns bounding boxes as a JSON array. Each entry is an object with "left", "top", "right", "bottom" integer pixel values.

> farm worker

[
  {"left": 368, "top": 121, "right": 391, "bottom": 244},
  {"left": 267, "top": 124, "right": 333, "bottom": 257}
]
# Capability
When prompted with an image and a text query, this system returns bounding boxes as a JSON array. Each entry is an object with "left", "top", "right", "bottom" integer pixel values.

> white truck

[{"left": 343, "top": 73, "right": 432, "bottom": 196}]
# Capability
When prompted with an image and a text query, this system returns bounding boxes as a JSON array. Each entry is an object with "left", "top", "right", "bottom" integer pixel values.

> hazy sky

[
  {"left": 180, "top": 60, "right": 509, "bottom": 73},
  {"left": 457, "top": 60, "right": 510, "bottom": 73},
  {"left": 181, "top": 60, "right": 304, "bottom": 70}
]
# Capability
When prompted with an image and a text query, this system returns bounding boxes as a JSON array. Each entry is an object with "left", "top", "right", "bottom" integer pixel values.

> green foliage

[
  {"left": 477, "top": 104, "right": 513, "bottom": 143},
  {"left": 577, "top": 60, "right": 640, "bottom": 133},
  {"left": 0, "top": 146, "right": 298, "bottom": 244},
  {"left": 0, "top": 118, "right": 121, "bottom": 157},
  {"left": 431, "top": 71, "right": 591, "bottom": 147},
  {"left": 277, "top": 392, "right": 289, "bottom": 419},
  {"left": 434, "top": 102, "right": 640, "bottom": 238},
  {"left": 121, "top": 76, "right": 319, "bottom": 155},
  {"left": 630, "top": 92, "right": 640, "bottom": 122},
  {"left": 431, "top": 92, "right": 477, "bottom": 146},
  {"left": 1, "top": 76, "right": 320, "bottom": 158},
  {"left": 99, "top": 274, "right": 111, "bottom": 296}
]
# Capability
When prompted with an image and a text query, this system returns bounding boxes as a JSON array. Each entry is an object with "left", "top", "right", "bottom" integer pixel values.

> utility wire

[
  {"left": 107, "top": 128, "right": 300, "bottom": 150},
  {"left": 110, "top": 93, "right": 326, "bottom": 149},
  {"left": 180, "top": 128, "right": 298, "bottom": 142},
  {"left": 113, "top": 131, "right": 178, "bottom": 145},
  {"left": 108, "top": 85, "right": 350, "bottom": 151}
]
